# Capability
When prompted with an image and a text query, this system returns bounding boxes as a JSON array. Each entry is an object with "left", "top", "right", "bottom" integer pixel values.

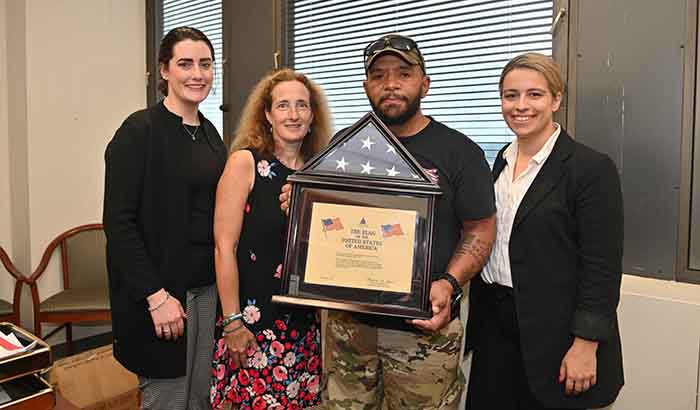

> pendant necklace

[{"left": 183, "top": 124, "right": 199, "bottom": 141}]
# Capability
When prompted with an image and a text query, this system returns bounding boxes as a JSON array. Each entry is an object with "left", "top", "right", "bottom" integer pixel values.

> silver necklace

[{"left": 182, "top": 124, "right": 199, "bottom": 141}]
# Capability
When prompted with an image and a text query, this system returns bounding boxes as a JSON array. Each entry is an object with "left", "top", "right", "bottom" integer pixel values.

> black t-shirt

[
  {"left": 400, "top": 117, "right": 496, "bottom": 278},
  {"left": 350, "top": 117, "right": 496, "bottom": 329}
]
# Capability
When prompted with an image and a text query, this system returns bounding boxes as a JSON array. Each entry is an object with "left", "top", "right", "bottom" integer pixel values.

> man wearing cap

[{"left": 320, "top": 34, "right": 497, "bottom": 410}]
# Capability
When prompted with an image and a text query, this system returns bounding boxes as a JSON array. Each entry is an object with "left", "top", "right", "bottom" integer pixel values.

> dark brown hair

[{"left": 158, "top": 26, "right": 215, "bottom": 96}]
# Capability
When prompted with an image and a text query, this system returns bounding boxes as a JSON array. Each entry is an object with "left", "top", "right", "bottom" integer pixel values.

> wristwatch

[
  {"left": 437, "top": 273, "right": 463, "bottom": 320},
  {"left": 437, "top": 272, "right": 463, "bottom": 299}
]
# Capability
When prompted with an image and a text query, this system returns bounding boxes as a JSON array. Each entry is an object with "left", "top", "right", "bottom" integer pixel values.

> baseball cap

[{"left": 364, "top": 34, "right": 426, "bottom": 74}]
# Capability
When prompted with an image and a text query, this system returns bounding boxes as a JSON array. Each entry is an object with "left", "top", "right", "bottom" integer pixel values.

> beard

[{"left": 370, "top": 89, "right": 422, "bottom": 126}]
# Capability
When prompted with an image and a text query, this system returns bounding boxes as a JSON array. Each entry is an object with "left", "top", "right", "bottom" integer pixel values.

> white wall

[
  {"left": 0, "top": 0, "right": 13, "bottom": 302},
  {"left": 612, "top": 276, "right": 700, "bottom": 410},
  {"left": 24, "top": 0, "right": 147, "bottom": 301},
  {"left": 0, "top": 0, "right": 146, "bottom": 338}
]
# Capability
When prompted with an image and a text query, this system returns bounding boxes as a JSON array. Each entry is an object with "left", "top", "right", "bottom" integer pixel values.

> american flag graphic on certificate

[
  {"left": 322, "top": 217, "right": 344, "bottom": 232},
  {"left": 381, "top": 223, "right": 404, "bottom": 238}
]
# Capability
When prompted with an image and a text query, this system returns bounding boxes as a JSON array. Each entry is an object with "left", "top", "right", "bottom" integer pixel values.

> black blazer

[
  {"left": 466, "top": 129, "right": 624, "bottom": 409},
  {"left": 103, "top": 101, "right": 227, "bottom": 377}
]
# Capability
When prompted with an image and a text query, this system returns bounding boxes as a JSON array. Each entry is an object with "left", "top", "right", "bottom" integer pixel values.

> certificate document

[{"left": 304, "top": 202, "right": 417, "bottom": 293}]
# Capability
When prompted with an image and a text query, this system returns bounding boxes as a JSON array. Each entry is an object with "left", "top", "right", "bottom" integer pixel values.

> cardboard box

[{"left": 49, "top": 345, "right": 139, "bottom": 410}]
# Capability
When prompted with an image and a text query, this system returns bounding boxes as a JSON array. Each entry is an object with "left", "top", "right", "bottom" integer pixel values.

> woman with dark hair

[
  {"left": 209, "top": 68, "right": 332, "bottom": 410},
  {"left": 103, "top": 26, "right": 227, "bottom": 409},
  {"left": 465, "top": 53, "right": 624, "bottom": 410}
]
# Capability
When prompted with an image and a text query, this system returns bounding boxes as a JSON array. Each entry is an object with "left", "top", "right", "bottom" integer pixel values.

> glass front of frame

[{"left": 279, "top": 186, "right": 433, "bottom": 319}]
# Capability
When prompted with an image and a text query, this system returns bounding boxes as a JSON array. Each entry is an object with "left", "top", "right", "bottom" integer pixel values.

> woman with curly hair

[{"left": 210, "top": 68, "right": 332, "bottom": 410}]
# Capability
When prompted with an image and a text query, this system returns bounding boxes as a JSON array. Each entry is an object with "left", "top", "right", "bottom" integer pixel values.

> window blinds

[{"left": 289, "top": 0, "right": 553, "bottom": 162}]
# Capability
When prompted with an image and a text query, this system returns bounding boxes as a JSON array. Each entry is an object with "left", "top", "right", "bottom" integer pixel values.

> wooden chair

[
  {"left": 26, "top": 224, "right": 111, "bottom": 344},
  {"left": 0, "top": 246, "right": 26, "bottom": 325}
]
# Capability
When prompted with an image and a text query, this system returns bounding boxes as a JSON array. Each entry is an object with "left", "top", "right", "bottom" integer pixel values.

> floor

[{"left": 50, "top": 332, "right": 113, "bottom": 360}]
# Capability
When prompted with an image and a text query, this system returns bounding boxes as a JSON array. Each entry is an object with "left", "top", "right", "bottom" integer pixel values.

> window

[
  {"left": 151, "top": 0, "right": 224, "bottom": 136},
  {"left": 571, "top": 0, "right": 699, "bottom": 283},
  {"left": 288, "top": 0, "right": 554, "bottom": 163}
]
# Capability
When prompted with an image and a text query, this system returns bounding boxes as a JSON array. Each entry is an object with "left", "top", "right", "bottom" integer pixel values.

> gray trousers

[{"left": 138, "top": 284, "right": 217, "bottom": 410}]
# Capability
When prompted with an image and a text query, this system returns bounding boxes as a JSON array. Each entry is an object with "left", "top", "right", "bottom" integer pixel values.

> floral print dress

[{"left": 211, "top": 150, "right": 321, "bottom": 410}]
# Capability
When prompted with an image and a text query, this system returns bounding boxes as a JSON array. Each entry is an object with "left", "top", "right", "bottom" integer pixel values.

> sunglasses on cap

[{"left": 363, "top": 35, "right": 425, "bottom": 72}]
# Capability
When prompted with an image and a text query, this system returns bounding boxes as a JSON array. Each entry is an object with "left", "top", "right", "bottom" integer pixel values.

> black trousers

[{"left": 465, "top": 280, "right": 577, "bottom": 410}]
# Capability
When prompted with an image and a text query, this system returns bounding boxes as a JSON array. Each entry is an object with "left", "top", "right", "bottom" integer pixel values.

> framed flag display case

[{"left": 272, "top": 112, "right": 442, "bottom": 319}]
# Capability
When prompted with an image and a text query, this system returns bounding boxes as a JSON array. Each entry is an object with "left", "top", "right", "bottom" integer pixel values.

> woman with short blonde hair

[{"left": 466, "top": 53, "right": 624, "bottom": 410}]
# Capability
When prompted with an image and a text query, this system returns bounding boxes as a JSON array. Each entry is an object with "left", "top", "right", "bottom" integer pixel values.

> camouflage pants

[{"left": 323, "top": 311, "right": 464, "bottom": 410}]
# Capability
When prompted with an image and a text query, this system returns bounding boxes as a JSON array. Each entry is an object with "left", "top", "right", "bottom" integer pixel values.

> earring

[{"left": 307, "top": 126, "right": 312, "bottom": 136}]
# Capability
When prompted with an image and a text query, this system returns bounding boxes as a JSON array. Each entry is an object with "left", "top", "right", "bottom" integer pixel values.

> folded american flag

[
  {"left": 381, "top": 223, "right": 404, "bottom": 238},
  {"left": 322, "top": 217, "right": 344, "bottom": 232}
]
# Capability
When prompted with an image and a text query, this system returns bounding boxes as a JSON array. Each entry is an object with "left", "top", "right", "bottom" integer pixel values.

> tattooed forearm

[
  {"left": 446, "top": 215, "right": 496, "bottom": 280},
  {"left": 454, "top": 232, "right": 491, "bottom": 267}
]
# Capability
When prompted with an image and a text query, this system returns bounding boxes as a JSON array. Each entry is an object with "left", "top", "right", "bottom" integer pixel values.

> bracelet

[
  {"left": 436, "top": 273, "right": 461, "bottom": 294},
  {"left": 222, "top": 321, "right": 245, "bottom": 335},
  {"left": 148, "top": 291, "right": 170, "bottom": 312},
  {"left": 221, "top": 312, "right": 244, "bottom": 328}
]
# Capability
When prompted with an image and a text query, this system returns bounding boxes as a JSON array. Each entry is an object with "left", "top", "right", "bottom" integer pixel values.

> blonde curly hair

[{"left": 230, "top": 68, "right": 332, "bottom": 161}]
